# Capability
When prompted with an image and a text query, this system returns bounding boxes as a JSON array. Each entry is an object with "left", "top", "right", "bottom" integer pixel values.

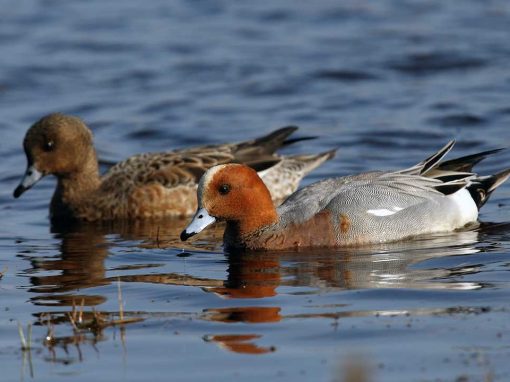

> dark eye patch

[
  {"left": 218, "top": 184, "right": 230, "bottom": 195},
  {"left": 43, "top": 140, "right": 55, "bottom": 152}
]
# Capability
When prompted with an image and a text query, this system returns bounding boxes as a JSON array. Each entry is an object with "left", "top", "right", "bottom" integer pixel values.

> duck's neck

[
  {"left": 52, "top": 153, "right": 101, "bottom": 213},
  {"left": 224, "top": 206, "right": 279, "bottom": 249},
  {"left": 240, "top": 208, "right": 278, "bottom": 235}
]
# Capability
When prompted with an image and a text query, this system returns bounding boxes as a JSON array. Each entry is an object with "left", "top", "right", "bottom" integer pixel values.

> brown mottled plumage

[{"left": 14, "top": 113, "right": 335, "bottom": 222}]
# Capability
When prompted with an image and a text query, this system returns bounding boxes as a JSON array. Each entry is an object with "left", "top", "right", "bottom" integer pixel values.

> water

[{"left": 1, "top": 1, "right": 510, "bottom": 381}]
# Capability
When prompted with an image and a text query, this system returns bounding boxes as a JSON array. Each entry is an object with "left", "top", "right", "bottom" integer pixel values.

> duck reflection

[
  {"left": 22, "top": 221, "right": 502, "bottom": 307},
  {"left": 19, "top": 220, "right": 509, "bottom": 356},
  {"left": 198, "top": 228, "right": 494, "bottom": 354},
  {"left": 27, "top": 228, "right": 110, "bottom": 306},
  {"left": 24, "top": 218, "right": 224, "bottom": 306},
  {"left": 206, "top": 228, "right": 487, "bottom": 299},
  {"left": 203, "top": 334, "right": 276, "bottom": 354}
]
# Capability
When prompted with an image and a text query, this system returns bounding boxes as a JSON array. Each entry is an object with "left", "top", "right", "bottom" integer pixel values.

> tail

[
  {"left": 233, "top": 125, "right": 322, "bottom": 170},
  {"left": 468, "top": 169, "right": 510, "bottom": 209},
  {"left": 282, "top": 135, "right": 318, "bottom": 147},
  {"left": 399, "top": 140, "right": 455, "bottom": 175},
  {"left": 400, "top": 140, "right": 507, "bottom": 179},
  {"left": 285, "top": 148, "right": 337, "bottom": 175},
  {"left": 399, "top": 141, "right": 506, "bottom": 177},
  {"left": 235, "top": 126, "right": 299, "bottom": 157},
  {"left": 398, "top": 141, "right": 509, "bottom": 207},
  {"left": 435, "top": 147, "right": 506, "bottom": 173},
  {"left": 426, "top": 147, "right": 507, "bottom": 188},
  {"left": 251, "top": 126, "right": 318, "bottom": 151}
]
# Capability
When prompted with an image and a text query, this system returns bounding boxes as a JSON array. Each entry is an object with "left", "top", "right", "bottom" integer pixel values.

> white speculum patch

[{"left": 367, "top": 206, "right": 403, "bottom": 217}]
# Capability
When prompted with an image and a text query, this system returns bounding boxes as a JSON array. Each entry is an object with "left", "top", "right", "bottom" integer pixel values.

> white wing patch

[{"left": 367, "top": 206, "right": 404, "bottom": 217}]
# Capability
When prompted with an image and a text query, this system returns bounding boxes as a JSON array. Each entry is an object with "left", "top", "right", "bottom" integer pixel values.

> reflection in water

[
  {"left": 23, "top": 218, "right": 223, "bottom": 306},
  {"left": 281, "top": 230, "right": 484, "bottom": 291},
  {"left": 210, "top": 254, "right": 281, "bottom": 298},
  {"left": 49, "top": 217, "right": 225, "bottom": 251},
  {"left": 207, "top": 229, "right": 485, "bottom": 300},
  {"left": 22, "top": 221, "right": 491, "bottom": 307},
  {"left": 198, "top": 229, "right": 489, "bottom": 353},
  {"left": 31, "top": 284, "right": 145, "bottom": 367},
  {"left": 203, "top": 334, "right": 276, "bottom": 355},
  {"left": 205, "top": 307, "right": 282, "bottom": 323},
  {"left": 18, "top": 220, "right": 505, "bottom": 356},
  {"left": 26, "top": 228, "right": 110, "bottom": 306}
]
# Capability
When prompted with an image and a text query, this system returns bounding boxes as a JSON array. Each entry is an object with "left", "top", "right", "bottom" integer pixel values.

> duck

[
  {"left": 181, "top": 141, "right": 510, "bottom": 250},
  {"left": 13, "top": 113, "right": 335, "bottom": 222}
]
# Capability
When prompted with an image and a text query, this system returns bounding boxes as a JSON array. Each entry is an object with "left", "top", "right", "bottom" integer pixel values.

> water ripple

[{"left": 389, "top": 51, "right": 487, "bottom": 75}]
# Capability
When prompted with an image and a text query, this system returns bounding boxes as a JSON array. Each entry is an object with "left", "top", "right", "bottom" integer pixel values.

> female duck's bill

[
  {"left": 180, "top": 142, "right": 510, "bottom": 251},
  {"left": 13, "top": 166, "right": 44, "bottom": 198}
]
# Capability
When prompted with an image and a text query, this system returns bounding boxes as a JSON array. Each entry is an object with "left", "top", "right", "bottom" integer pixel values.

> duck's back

[
  {"left": 94, "top": 150, "right": 234, "bottom": 219},
  {"left": 261, "top": 172, "right": 478, "bottom": 248}
]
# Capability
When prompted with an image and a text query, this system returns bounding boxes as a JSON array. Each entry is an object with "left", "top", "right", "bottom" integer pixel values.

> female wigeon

[
  {"left": 181, "top": 141, "right": 510, "bottom": 250},
  {"left": 13, "top": 113, "right": 335, "bottom": 222}
]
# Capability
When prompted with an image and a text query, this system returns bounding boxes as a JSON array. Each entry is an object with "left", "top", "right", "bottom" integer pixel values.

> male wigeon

[
  {"left": 181, "top": 141, "right": 510, "bottom": 250},
  {"left": 13, "top": 113, "right": 335, "bottom": 222}
]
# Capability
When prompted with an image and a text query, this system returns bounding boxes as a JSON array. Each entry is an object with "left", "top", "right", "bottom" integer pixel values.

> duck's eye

[
  {"left": 43, "top": 140, "right": 55, "bottom": 152},
  {"left": 218, "top": 184, "right": 230, "bottom": 195}
]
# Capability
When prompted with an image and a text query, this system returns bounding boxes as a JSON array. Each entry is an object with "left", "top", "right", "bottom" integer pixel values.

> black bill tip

[
  {"left": 180, "top": 230, "right": 196, "bottom": 242},
  {"left": 13, "top": 185, "right": 26, "bottom": 198}
]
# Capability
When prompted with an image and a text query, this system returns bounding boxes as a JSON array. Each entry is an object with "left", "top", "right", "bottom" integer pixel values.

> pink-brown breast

[{"left": 245, "top": 210, "right": 341, "bottom": 250}]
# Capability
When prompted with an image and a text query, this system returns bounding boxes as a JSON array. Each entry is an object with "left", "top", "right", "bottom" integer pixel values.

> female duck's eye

[
  {"left": 43, "top": 141, "right": 55, "bottom": 152},
  {"left": 218, "top": 184, "right": 230, "bottom": 195}
]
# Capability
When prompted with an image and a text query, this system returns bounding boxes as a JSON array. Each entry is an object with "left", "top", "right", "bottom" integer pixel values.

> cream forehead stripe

[{"left": 197, "top": 164, "right": 228, "bottom": 206}]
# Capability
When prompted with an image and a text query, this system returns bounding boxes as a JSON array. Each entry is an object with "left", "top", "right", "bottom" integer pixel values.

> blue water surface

[{"left": 1, "top": 1, "right": 510, "bottom": 381}]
